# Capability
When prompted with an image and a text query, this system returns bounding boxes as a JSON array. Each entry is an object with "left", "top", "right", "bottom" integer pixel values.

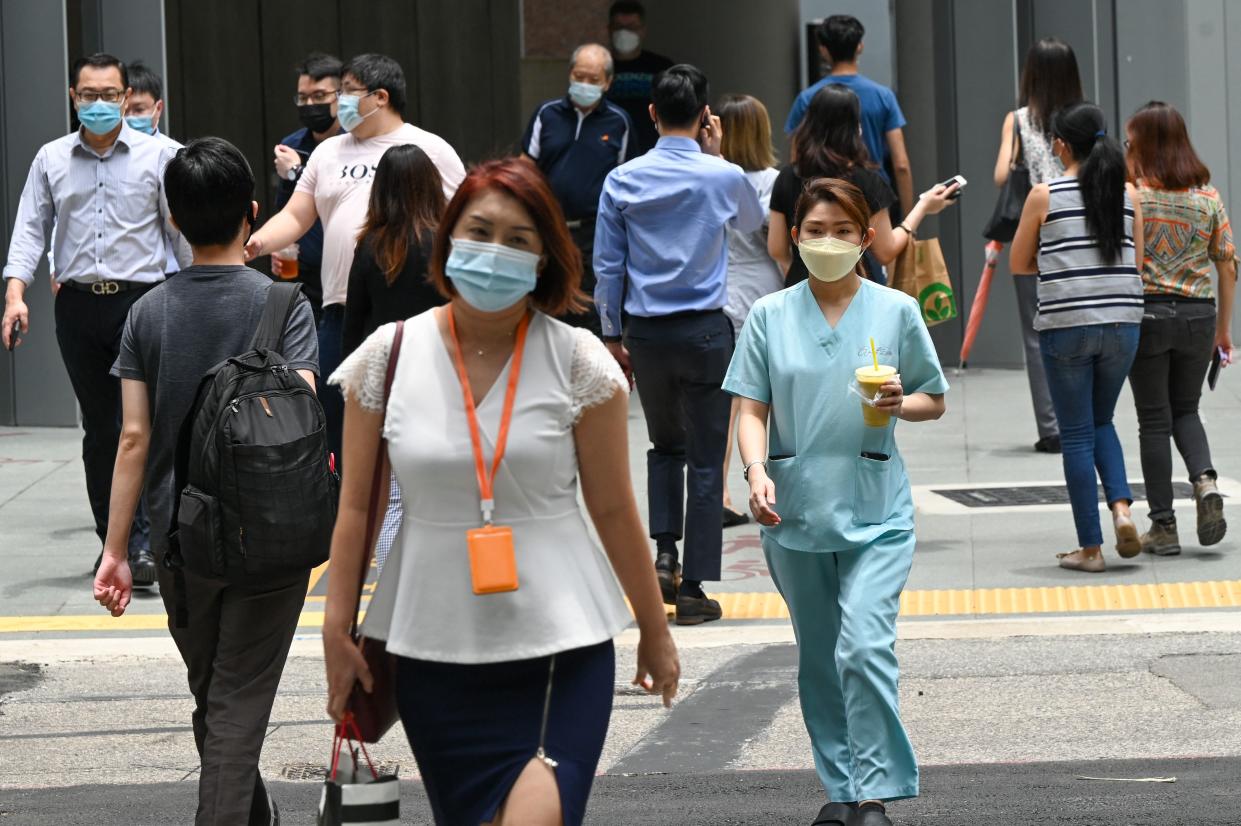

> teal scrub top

[{"left": 723, "top": 279, "right": 949, "bottom": 552}]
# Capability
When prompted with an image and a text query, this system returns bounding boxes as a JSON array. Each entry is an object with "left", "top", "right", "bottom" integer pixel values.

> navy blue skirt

[{"left": 396, "top": 640, "right": 615, "bottom": 826}]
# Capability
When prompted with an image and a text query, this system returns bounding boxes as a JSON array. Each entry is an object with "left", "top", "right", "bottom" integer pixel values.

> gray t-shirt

[{"left": 112, "top": 265, "right": 319, "bottom": 556}]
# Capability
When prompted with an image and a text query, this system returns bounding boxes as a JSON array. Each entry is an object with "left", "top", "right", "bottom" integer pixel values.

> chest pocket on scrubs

[{"left": 853, "top": 428, "right": 900, "bottom": 526}]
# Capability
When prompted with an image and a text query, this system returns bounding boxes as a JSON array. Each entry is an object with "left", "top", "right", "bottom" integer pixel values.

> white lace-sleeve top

[{"left": 327, "top": 309, "right": 632, "bottom": 663}]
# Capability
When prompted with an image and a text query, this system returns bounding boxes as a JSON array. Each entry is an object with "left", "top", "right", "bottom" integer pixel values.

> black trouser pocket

[{"left": 178, "top": 486, "right": 225, "bottom": 576}]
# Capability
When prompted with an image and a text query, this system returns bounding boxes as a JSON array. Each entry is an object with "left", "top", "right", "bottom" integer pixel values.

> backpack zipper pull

[{"left": 228, "top": 398, "right": 240, "bottom": 414}]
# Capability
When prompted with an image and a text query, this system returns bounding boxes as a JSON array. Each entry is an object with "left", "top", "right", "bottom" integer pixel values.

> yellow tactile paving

[{"left": 7, "top": 580, "right": 1241, "bottom": 633}]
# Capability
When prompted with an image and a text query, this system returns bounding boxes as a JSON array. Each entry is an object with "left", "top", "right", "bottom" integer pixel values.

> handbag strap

[
  {"left": 1010, "top": 109, "right": 1025, "bottom": 168},
  {"left": 349, "top": 320, "right": 405, "bottom": 639}
]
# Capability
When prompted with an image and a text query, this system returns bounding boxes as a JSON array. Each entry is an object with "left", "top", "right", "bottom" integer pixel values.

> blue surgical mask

[
  {"left": 125, "top": 115, "right": 155, "bottom": 135},
  {"left": 568, "top": 81, "right": 604, "bottom": 108},
  {"left": 78, "top": 100, "right": 123, "bottom": 135},
  {"left": 337, "top": 92, "right": 376, "bottom": 132},
  {"left": 445, "top": 239, "right": 540, "bottom": 313}
]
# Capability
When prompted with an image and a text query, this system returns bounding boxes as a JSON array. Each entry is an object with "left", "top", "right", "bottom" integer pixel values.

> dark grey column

[{"left": 0, "top": 0, "right": 76, "bottom": 426}]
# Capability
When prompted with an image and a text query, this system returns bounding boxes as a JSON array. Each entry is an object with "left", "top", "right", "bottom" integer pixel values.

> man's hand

[
  {"left": 605, "top": 340, "right": 634, "bottom": 388},
  {"left": 2, "top": 282, "right": 29, "bottom": 350},
  {"left": 93, "top": 550, "right": 132, "bottom": 617},
  {"left": 244, "top": 233, "right": 265, "bottom": 263},
  {"left": 273, "top": 144, "right": 300, "bottom": 180},
  {"left": 698, "top": 109, "right": 723, "bottom": 157}
]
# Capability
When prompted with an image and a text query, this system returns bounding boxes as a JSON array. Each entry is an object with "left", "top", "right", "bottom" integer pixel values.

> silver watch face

[{"left": 287, "top": 167, "right": 299, "bottom": 181}]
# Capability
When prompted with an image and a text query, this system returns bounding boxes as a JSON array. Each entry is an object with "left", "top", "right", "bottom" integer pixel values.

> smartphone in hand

[
  {"left": 5, "top": 320, "right": 19, "bottom": 352},
  {"left": 940, "top": 174, "right": 967, "bottom": 200},
  {"left": 1208, "top": 347, "right": 1223, "bottom": 390}
]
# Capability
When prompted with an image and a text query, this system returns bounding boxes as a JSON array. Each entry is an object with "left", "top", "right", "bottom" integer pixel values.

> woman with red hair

[
  {"left": 321, "top": 157, "right": 679, "bottom": 825},
  {"left": 1125, "top": 101, "right": 1235, "bottom": 555}
]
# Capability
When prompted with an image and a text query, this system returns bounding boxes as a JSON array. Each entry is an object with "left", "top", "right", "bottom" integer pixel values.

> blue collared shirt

[
  {"left": 593, "top": 136, "right": 764, "bottom": 336},
  {"left": 3, "top": 123, "right": 190, "bottom": 286},
  {"left": 522, "top": 96, "right": 632, "bottom": 220},
  {"left": 784, "top": 73, "right": 906, "bottom": 183}
]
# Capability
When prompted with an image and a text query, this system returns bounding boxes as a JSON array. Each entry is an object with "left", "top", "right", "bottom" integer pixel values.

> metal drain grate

[
  {"left": 932, "top": 482, "right": 1204, "bottom": 508},
  {"left": 281, "top": 761, "right": 401, "bottom": 781}
]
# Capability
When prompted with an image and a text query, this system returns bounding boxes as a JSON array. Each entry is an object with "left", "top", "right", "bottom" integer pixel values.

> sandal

[
  {"left": 812, "top": 802, "right": 854, "bottom": 826},
  {"left": 852, "top": 803, "right": 893, "bottom": 826},
  {"left": 1057, "top": 549, "right": 1105, "bottom": 573}
]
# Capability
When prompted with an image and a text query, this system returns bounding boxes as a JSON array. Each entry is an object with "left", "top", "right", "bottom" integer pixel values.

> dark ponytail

[{"left": 1052, "top": 102, "right": 1128, "bottom": 262}]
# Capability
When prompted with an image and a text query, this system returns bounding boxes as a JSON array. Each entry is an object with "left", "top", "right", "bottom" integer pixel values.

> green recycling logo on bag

[{"left": 919, "top": 282, "right": 957, "bottom": 326}]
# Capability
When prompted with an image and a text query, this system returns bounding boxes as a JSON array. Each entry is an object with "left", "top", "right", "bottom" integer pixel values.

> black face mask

[{"left": 297, "top": 103, "right": 336, "bottom": 134}]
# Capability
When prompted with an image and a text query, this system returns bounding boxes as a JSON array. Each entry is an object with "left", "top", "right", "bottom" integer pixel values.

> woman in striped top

[
  {"left": 1124, "top": 101, "right": 1234, "bottom": 556},
  {"left": 1010, "top": 102, "right": 1145, "bottom": 573}
]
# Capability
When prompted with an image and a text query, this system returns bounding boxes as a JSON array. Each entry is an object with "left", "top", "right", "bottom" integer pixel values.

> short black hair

[
  {"left": 342, "top": 53, "right": 406, "bottom": 115},
  {"left": 296, "top": 51, "right": 343, "bottom": 82},
  {"left": 72, "top": 53, "right": 126, "bottom": 88},
  {"left": 609, "top": 1, "right": 645, "bottom": 20},
  {"left": 164, "top": 137, "right": 255, "bottom": 247},
  {"left": 126, "top": 60, "right": 162, "bottom": 101},
  {"left": 817, "top": 15, "right": 865, "bottom": 64},
  {"left": 652, "top": 64, "right": 708, "bottom": 129}
]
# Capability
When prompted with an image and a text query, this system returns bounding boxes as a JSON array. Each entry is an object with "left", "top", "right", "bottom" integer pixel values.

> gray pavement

[{"left": 3, "top": 368, "right": 1241, "bottom": 822}]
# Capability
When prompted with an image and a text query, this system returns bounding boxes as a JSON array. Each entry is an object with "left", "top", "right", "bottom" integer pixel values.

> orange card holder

[{"left": 467, "top": 525, "right": 519, "bottom": 595}]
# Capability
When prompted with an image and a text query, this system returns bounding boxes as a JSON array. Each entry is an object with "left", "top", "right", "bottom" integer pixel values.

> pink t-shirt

[{"left": 296, "top": 122, "right": 465, "bottom": 307}]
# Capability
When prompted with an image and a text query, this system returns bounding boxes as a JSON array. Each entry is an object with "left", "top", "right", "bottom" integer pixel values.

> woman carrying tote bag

[{"left": 992, "top": 36, "right": 1083, "bottom": 454}]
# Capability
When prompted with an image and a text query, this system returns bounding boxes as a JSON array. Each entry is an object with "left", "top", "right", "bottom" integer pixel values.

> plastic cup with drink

[
  {"left": 273, "top": 243, "right": 300, "bottom": 280},
  {"left": 855, "top": 338, "right": 897, "bottom": 427}
]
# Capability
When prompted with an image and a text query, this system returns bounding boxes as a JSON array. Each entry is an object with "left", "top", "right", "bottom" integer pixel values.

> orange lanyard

[{"left": 445, "top": 307, "right": 531, "bottom": 524}]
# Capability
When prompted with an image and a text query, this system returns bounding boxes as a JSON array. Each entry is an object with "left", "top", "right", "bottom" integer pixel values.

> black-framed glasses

[
  {"left": 295, "top": 90, "right": 338, "bottom": 106},
  {"left": 75, "top": 90, "right": 124, "bottom": 104}
]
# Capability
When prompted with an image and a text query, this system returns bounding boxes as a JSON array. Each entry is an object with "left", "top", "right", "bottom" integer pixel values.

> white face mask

[
  {"left": 798, "top": 236, "right": 865, "bottom": 282},
  {"left": 612, "top": 29, "right": 641, "bottom": 53}
]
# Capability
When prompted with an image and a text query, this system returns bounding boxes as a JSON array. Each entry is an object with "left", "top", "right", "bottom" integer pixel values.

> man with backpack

[{"left": 93, "top": 137, "right": 320, "bottom": 825}]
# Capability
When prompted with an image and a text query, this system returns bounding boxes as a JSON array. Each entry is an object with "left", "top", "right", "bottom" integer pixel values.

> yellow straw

[{"left": 869, "top": 337, "right": 879, "bottom": 371}]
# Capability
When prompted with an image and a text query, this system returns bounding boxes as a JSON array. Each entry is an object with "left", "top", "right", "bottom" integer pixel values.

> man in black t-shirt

[{"left": 607, "top": 0, "right": 673, "bottom": 157}]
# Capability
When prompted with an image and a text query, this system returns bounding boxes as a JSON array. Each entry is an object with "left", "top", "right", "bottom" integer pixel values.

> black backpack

[{"left": 166, "top": 283, "right": 337, "bottom": 626}]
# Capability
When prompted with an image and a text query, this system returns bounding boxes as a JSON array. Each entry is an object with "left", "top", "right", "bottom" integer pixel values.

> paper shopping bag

[
  {"left": 318, "top": 718, "right": 400, "bottom": 826},
  {"left": 891, "top": 238, "right": 958, "bottom": 327}
]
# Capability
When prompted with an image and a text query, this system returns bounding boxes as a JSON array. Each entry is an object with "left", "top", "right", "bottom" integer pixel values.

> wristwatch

[
  {"left": 742, "top": 459, "right": 766, "bottom": 481},
  {"left": 285, "top": 164, "right": 302, "bottom": 182}
]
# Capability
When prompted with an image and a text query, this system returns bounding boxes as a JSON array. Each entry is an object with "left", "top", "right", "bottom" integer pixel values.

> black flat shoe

[
  {"left": 722, "top": 507, "right": 751, "bottom": 528},
  {"left": 655, "top": 552, "right": 680, "bottom": 606},
  {"left": 129, "top": 547, "right": 157, "bottom": 588},
  {"left": 1034, "top": 435, "right": 1061, "bottom": 454},
  {"left": 813, "top": 802, "right": 854, "bottom": 825},
  {"left": 675, "top": 594, "right": 722, "bottom": 625}
]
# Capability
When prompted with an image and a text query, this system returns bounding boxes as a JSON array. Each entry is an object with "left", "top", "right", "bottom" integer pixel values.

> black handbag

[{"left": 983, "top": 111, "right": 1032, "bottom": 242}]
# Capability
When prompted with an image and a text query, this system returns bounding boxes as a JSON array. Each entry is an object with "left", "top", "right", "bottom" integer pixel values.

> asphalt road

[{"left": 3, "top": 758, "right": 1238, "bottom": 825}]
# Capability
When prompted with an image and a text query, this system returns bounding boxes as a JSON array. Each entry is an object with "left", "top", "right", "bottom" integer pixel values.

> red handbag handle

[
  {"left": 349, "top": 320, "right": 404, "bottom": 639},
  {"left": 330, "top": 713, "right": 380, "bottom": 781}
]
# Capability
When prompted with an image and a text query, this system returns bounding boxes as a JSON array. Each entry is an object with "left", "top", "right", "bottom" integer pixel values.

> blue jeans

[{"left": 1039, "top": 323, "right": 1140, "bottom": 547}]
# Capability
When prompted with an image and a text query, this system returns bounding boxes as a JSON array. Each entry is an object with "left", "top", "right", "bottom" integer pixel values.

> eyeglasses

[
  {"left": 295, "top": 90, "right": 338, "bottom": 106},
  {"left": 75, "top": 90, "right": 124, "bottom": 104},
  {"left": 1123, "top": 139, "right": 1132, "bottom": 149},
  {"left": 336, "top": 89, "right": 374, "bottom": 100}
]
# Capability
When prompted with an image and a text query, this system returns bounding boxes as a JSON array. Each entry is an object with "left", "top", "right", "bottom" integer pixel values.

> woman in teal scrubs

[{"left": 724, "top": 178, "right": 952, "bottom": 826}]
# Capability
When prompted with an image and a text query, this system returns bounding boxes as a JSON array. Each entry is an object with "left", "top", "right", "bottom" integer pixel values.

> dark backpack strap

[
  {"left": 351, "top": 320, "right": 404, "bottom": 639},
  {"left": 163, "top": 372, "right": 216, "bottom": 629},
  {"left": 250, "top": 282, "right": 302, "bottom": 353}
]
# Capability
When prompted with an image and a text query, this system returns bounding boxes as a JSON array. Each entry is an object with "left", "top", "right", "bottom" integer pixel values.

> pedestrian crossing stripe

[{"left": 6, "top": 579, "right": 1241, "bottom": 632}]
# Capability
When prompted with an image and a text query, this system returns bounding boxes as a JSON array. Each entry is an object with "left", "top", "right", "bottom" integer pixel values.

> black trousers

[
  {"left": 53, "top": 285, "right": 150, "bottom": 552},
  {"left": 1128, "top": 299, "right": 1218, "bottom": 521},
  {"left": 559, "top": 221, "right": 602, "bottom": 337},
  {"left": 158, "top": 563, "right": 310, "bottom": 825},
  {"left": 625, "top": 310, "right": 733, "bottom": 581}
]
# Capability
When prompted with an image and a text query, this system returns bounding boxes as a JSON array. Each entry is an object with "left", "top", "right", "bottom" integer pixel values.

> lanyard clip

[{"left": 481, "top": 498, "right": 495, "bottom": 526}]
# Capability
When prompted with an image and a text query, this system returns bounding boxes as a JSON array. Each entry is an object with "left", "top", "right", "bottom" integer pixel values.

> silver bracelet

[{"left": 742, "top": 459, "right": 766, "bottom": 481}]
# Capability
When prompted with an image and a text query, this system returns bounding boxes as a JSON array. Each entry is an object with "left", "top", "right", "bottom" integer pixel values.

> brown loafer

[{"left": 1058, "top": 549, "right": 1105, "bottom": 573}]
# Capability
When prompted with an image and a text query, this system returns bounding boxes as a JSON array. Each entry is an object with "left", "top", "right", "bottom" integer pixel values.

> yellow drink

[{"left": 855, "top": 365, "right": 897, "bottom": 427}]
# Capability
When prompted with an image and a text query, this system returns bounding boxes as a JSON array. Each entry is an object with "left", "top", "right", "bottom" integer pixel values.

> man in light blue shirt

[
  {"left": 594, "top": 63, "right": 763, "bottom": 626},
  {"left": 2, "top": 53, "right": 189, "bottom": 586},
  {"left": 785, "top": 15, "right": 913, "bottom": 216}
]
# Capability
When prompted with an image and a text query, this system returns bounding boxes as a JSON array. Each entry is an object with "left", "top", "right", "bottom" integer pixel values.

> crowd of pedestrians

[{"left": 0, "top": 4, "right": 1234, "bottom": 825}]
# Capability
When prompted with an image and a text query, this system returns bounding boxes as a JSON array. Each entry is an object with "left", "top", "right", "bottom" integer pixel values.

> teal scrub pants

[{"left": 764, "top": 529, "right": 918, "bottom": 803}]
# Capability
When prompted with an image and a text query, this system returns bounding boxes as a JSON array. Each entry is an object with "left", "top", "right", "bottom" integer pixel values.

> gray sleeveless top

[{"left": 1034, "top": 177, "right": 1143, "bottom": 331}]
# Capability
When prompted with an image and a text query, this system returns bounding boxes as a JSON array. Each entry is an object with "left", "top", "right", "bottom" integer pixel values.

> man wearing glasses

[
  {"left": 245, "top": 52, "right": 465, "bottom": 471},
  {"left": 2, "top": 53, "right": 190, "bottom": 586},
  {"left": 270, "top": 52, "right": 344, "bottom": 323}
]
